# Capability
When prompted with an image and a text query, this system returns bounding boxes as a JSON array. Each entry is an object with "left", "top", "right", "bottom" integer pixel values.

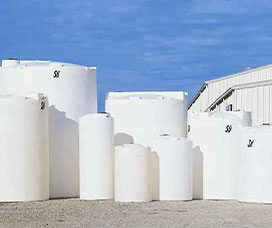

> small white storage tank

[
  {"left": 115, "top": 144, "right": 151, "bottom": 202},
  {"left": 188, "top": 111, "right": 251, "bottom": 200},
  {"left": 0, "top": 59, "right": 97, "bottom": 198},
  {"left": 0, "top": 93, "right": 49, "bottom": 202},
  {"left": 106, "top": 91, "right": 187, "bottom": 146},
  {"left": 150, "top": 135, "right": 193, "bottom": 201},
  {"left": 238, "top": 125, "right": 272, "bottom": 203},
  {"left": 79, "top": 113, "right": 114, "bottom": 200},
  {"left": 226, "top": 110, "right": 252, "bottom": 126}
]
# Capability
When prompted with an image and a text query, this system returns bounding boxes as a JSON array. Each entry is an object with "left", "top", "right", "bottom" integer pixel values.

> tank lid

[
  {"left": 80, "top": 112, "right": 111, "bottom": 121},
  {"left": 118, "top": 94, "right": 174, "bottom": 100},
  {"left": 152, "top": 135, "right": 191, "bottom": 144},
  {"left": 2, "top": 59, "right": 93, "bottom": 68},
  {"left": 2, "top": 59, "right": 20, "bottom": 68},
  {"left": 160, "top": 134, "right": 170, "bottom": 136},
  {"left": 119, "top": 143, "right": 146, "bottom": 149}
]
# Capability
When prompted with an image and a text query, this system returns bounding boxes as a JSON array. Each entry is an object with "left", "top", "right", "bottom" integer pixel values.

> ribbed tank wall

[
  {"left": 79, "top": 113, "right": 114, "bottom": 200},
  {"left": 150, "top": 135, "right": 192, "bottom": 201},
  {"left": 115, "top": 144, "right": 151, "bottom": 202},
  {"left": 238, "top": 125, "right": 272, "bottom": 203},
  {"left": 0, "top": 60, "right": 97, "bottom": 198},
  {"left": 106, "top": 93, "right": 187, "bottom": 146},
  {"left": 188, "top": 111, "right": 251, "bottom": 200},
  {"left": 0, "top": 93, "right": 49, "bottom": 202}
]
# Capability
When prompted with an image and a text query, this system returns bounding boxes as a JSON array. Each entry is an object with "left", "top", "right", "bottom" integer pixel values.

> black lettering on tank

[
  {"left": 247, "top": 139, "right": 254, "bottom": 148},
  {"left": 53, "top": 70, "right": 60, "bottom": 78},
  {"left": 225, "top": 125, "right": 232, "bottom": 133}
]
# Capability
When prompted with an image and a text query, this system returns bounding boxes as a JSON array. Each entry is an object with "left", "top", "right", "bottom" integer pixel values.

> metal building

[{"left": 189, "top": 64, "right": 272, "bottom": 125}]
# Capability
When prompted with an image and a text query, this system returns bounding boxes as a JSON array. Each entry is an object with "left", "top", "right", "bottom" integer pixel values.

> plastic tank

[
  {"left": 0, "top": 59, "right": 97, "bottom": 198},
  {"left": 115, "top": 144, "right": 151, "bottom": 202},
  {"left": 0, "top": 93, "right": 49, "bottom": 202},
  {"left": 224, "top": 110, "right": 252, "bottom": 126},
  {"left": 188, "top": 111, "right": 251, "bottom": 200},
  {"left": 105, "top": 91, "right": 187, "bottom": 146},
  {"left": 150, "top": 135, "right": 193, "bottom": 201},
  {"left": 79, "top": 113, "right": 114, "bottom": 200},
  {"left": 238, "top": 125, "right": 272, "bottom": 203}
]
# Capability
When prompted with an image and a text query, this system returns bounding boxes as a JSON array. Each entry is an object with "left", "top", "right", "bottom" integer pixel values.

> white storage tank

[
  {"left": 226, "top": 110, "right": 252, "bottom": 126},
  {"left": 0, "top": 59, "right": 97, "bottom": 198},
  {"left": 115, "top": 144, "right": 151, "bottom": 202},
  {"left": 106, "top": 91, "right": 187, "bottom": 146},
  {"left": 0, "top": 93, "right": 49, "bottom": 202},
  {"left": 150, "top": 135, "right": 193, "bottom": 201},
  {"left": 188, "top": 111, "right": 251, "bottom": 200},
  {"left": 238, "top": 124, "right": 272, "bottom": 203},
  {"left": 79, "top": 113, "right": 114, "bottom": 200}
]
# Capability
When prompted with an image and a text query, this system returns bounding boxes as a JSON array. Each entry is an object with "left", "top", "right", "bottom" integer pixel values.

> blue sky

[{"left": 1, "top": 0, "right": 272, "bottom": 111}]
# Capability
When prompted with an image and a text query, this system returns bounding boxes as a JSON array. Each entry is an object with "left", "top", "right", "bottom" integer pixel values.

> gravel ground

[{"left": 0, "top": 199, "right": 272, "bottom": 228}]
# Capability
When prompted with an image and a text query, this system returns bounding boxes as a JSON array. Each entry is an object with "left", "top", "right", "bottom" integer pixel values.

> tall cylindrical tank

[
  {"left": 0, "top": 59, "right": 97, "bottom": 198},
  {"left": 79, "top": 113, "right": 114, "bottom": 200},
  {"left": 150, "top": 135, "right": 193, "bottom": 201},
  {"left": 105, "top": 92, "right": 187, "bottom": 146},
  {"left": 0, "top": 93, "right": 49, "bottom": 202},
  {"left": 115, "top": 144, "right": 151, "bottom": 202},
  {"left": 188, "top": 111, "right": 251, "bottom": 200},
  {"left": 238, "top": 125, "right": 272, "bottom": 203}
]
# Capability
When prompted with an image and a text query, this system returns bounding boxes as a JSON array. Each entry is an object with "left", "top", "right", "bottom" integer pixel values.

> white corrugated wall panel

[
  {"left": 236, "top": 89, "right": 242, "bottom": 110},
  {"left": 241, "top": 89, "right": 246, "bottom": 111},
  {"left": 263, "top": 85, "right": 270, "bottom": 123},
  {"left": 245, "top": 88, "right": 252, "bottom": 112},
  {"left": 209, "top": 84, "right": 213, "bottom": 107},
  {"left": 189, "top": 65, "right": 272, "bottom": 114},
  {"left": 270, "top": 85, "right": 272, "bottom": 123},
  {"left": 252, "top": 87, "right": 259, "bottom": 125},
  {"left": 252, "top": 71, "right": 258, "bottom": 82},
  {"left": 268, "top": 68, "right": 272, "bottom": 80},
  {"left": 258, "top": 86, "right": 264, "bottom": 124},
  {"left": 202, "top": 89, "right": 208, "bottom": 111}
]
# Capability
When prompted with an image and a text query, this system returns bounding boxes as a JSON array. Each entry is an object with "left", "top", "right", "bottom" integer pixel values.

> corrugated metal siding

[
  {"left": 264, "top": 85, "right": 270, "bottom": 123},
  {"left": 212, "top": 84, "right": 272, "bottom": 125},
  {"left": 189, "top": 65, "right": 272, "bottom": 117}
]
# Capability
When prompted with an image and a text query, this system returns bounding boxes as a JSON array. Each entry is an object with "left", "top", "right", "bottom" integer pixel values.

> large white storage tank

[
  {"left": 0, "top": 93, "right": 49, "bottom": 202},
  {"left": 188, "top": 111, "right": 251, "bottom": 200},
  {"left": 79, "top": 113, "right": 114, "bottom": 200},
  {"left": 115, "top": 144, "right": 151, "bottom": 202},
  {"left": 238, "top": 125, "right": 272, "bottom": 203},
  {"left": 106, "top": 91, "right": 187, "bottom": 146},
  {"left": 150, "top": 135, "right": 192, "bottom": 201},
  {"left": 0, "top": 59, "right": 97, "bottom": 198}
]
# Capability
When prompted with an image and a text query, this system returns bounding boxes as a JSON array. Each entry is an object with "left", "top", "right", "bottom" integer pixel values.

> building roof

[
  {"left": 189, "top": 63, "right": 272, "bottom": 109},
  {"left": 206, "top": 79, "right": 272, "bottom": 111},
  {"left": 205, "top": 63, "right": 272, "bottom": 84}
]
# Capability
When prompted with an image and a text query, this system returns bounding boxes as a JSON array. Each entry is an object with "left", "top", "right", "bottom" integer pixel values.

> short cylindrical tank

[
  {"left": 150, "top": 135, "right": 193, "bottom": 201},
  {"left": 238, "top": 125, "right": 272, "bottom": 203},
  {"left": 188, "top": 111, "right": 251, "bottom": 200},
  {"left": 0, "top": 93, "right": 49, "bottom": 202},
  {"left": 2, "top": 59, "right": 20, "bottom": 67},
  {"left": 0, "top": 60, "right": 97, "bottom": 198},
  {"left": 223, "top": 110, "right": 252, "bottom": 127},
  {"left": 105, "top": 92, "right": 187, "bottom": 146},
  {"left": 115, "top": 144, "right": 151, "bottom": 202},
  {"left": 79, "top": 113, "right": 114, "bottom": 200}
]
